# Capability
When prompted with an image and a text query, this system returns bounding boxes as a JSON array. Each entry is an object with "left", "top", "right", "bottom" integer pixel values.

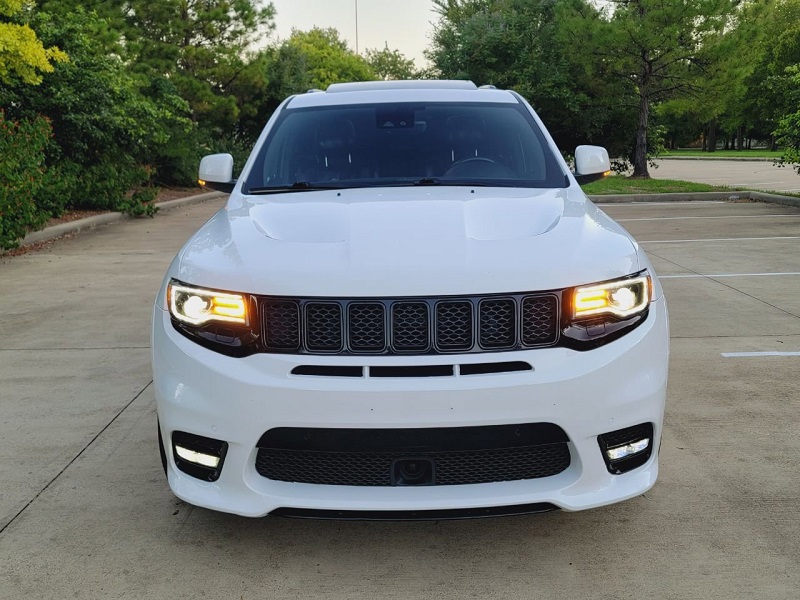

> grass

[
  {"left": 661, "top": 148, "right": 782, "bottom": 159},
  {"left": 582, "top": 175, "right": 743, "bottom": 195}
]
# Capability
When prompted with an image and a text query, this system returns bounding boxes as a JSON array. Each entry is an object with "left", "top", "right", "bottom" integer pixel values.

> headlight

[
  {"left": 168, "top": 282, "right": 248, "bottom": 326},
  {"left": 562, "top": 271, "right": 653, "bottom": 350},
  {"left": 573, "top": 273, "right": 652, "bottom": 320},
  {"left": 166, "top": 280, "right": 259, "bottom": 357}
]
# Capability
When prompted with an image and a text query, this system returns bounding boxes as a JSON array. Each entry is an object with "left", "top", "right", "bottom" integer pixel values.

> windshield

[{"left": 243, "top": 101, "right": 567, "bottom": 193}]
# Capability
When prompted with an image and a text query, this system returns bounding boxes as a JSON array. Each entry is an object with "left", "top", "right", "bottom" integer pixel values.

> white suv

[{"left": 152, "top": 80, "right": 669, "bottom": 519}]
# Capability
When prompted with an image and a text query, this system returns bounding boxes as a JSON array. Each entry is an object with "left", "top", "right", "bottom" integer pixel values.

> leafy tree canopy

[
  {"left": 365, "top": 44, "right": 417, "bottom": 80},
  {"left": 0, "top": 0, "right": 67, "bottom": 84}
]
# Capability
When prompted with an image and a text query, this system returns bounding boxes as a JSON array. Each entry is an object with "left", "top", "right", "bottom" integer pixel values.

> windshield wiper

[
  {"left": 411, "top": 178, "right": 495, "bottom": 187},
  {"left": 246, "top": 181, "right": 344, "bottom": 195}
]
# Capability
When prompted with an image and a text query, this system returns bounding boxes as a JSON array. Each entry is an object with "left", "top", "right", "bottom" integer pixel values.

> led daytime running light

[
  {"left": 606, "top": 438, "right": 650, "bottom": 461},
  {"left": 175, "top": 445, "right": 221, "bottom": 468}
]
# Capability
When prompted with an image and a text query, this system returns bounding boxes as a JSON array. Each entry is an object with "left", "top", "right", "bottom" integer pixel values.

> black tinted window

[{"left": 244, "top": 102, "right": 566, "bottom": 191}]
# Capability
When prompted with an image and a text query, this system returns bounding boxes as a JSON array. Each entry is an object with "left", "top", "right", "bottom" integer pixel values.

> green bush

[{"left": 0, "top": 112, "right": 52, "bottom": 250}]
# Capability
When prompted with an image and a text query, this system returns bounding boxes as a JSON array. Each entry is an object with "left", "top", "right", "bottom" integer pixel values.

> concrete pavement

[
  {"left": 1, "top": 195, "right": 799, "bottom": 599},
  {"left": 653, "top": 158, "right": 800, "bottom": 193}
]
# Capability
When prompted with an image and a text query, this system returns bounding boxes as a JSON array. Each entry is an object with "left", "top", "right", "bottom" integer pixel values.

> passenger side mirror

[
  {"left": 199, "top": 153, "right": 236, "bottom": 193},
  {"left": 574, "top": 146, "right": 611, "bottom": 185}
]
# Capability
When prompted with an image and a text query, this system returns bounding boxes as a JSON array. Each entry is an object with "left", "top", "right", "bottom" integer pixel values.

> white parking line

[
  {"left": 660, "top": 272, "right": 800, "bottom": 279},
  {"left": 596, "top": 201, "right": 727, "bottom": 206},
  {"left": 618, "top": 214, "right": 800, "bottom": 222},
  {"left": 642, "top": 236, "right": 800, "bottom": 243},
  {"left": 721, "top": 352, "right": 800, "bottom": 357}
]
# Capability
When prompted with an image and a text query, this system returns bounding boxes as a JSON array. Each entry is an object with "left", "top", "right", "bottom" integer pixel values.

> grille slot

[
  {"left": 305, "top": 303, "right": 343, "bottom": 352},
  {"left": 348, "top": 303, "right": 386, "bottom": 352},
  {"left": 263, "top": 301, "right": 301, "bottom": 350},
  {"left": 435, "top": 301, "right": 473, "bottom": 351},
  {"left": 521, "top": 295, "right": 558, "bottom": 346},
  {"left": 392, "top": 302, "right": 430, "bottom": 351},
  {"left": 259, "top": 293, "right": 559, "bottom": 355},
  {"left": 479, "top": 299, "right": 516, "bottom": 348}
]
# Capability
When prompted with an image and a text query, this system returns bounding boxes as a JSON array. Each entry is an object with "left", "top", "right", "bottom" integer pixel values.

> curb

[
  {"left": 588, "top": 191, "right": 747, "bottom": 203},
  {"left": 15, "top": 191, "right": 226, "bottom": 248},
  {"left": 588, "top": 190, "right": 800, "bottom": 209}
]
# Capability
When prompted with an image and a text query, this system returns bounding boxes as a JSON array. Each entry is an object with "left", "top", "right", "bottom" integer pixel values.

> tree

[
  {"left": 279, "top": 28, "right": 375, "bottom": 90},
  {"left": 1, "top": 8, "right": 193, "bottom": 216},
  {"left": 740, "top": 0, "right": 800, "bottom": 149},
  {"left": 428, "top": 0, "right": 635, "bottom": 156},
  {"left": 775, "top": 66, "right": 800, "bottom": 170},
  {"left": 41, "top": 0, "right": 276, "bottom": 134},
  {"left": 365, "top": 44, "right": 417, "bottom": 80},
  {"left": 0, "top": 0, "right": 66, "bottom": 84},
  {"left": 563, "top": 0, "right": 735, "bottom": 177}
]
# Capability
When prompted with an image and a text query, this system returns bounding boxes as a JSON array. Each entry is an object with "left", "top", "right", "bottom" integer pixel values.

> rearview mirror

[
  {"left": 574, "top": 146, "right": 611, "bottom": 185},
  {"left": 199, "top": 153, "right": 236, "bottom": 193}
]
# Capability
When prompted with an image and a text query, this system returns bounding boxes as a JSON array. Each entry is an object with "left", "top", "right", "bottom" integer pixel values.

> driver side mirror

[
  {"left": 574, "top": 146, "right": 611, "bottom": 185},
  {"left": 199, "top": 153, "right": 236, "bottom": 193}
]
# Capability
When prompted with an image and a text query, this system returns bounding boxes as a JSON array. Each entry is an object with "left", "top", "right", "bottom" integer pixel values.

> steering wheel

[
  {"left": 443, "top": 156, "right": 518, "bottom": 179},
  {"left": 444, "top": 157, "right": 496, "bottom": 174}
]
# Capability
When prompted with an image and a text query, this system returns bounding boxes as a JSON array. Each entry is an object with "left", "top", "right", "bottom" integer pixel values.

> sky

[{"left": 269, "top": 0, "right": 439, "bottom": 66}]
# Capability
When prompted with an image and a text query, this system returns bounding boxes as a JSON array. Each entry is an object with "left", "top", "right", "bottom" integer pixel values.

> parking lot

[{"left": 1, "top": 196, "right": 799, "bottom": 599}]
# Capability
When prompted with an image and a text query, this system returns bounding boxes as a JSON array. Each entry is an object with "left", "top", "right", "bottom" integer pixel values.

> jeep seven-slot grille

[{"left": 260, "top": 293, "right": 558, "bottom": 355}]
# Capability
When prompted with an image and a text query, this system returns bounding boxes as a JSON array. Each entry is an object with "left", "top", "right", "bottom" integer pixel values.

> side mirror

[
  {"left": 199, "top": 153, "right": 236, "bottom": 193},
  {"left": 574, "top": 145, "right": 611, "bottom": 185}
]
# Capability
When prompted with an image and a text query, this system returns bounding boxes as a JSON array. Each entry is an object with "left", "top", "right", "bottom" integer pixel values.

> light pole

[{"left": 355, "top": 0, "right": 359, "bottom": 54}]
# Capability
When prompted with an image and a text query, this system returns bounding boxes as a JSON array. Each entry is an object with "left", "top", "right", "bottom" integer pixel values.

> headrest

[
  {"left": 317, "top": 120, "right": 356, "bottom": 152},
  {"left": 445, "top": 115, "right": 484, "bottom": 146}
]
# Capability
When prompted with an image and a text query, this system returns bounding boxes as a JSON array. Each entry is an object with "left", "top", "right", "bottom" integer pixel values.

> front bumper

[{"left": 152, "top": 297, "right": 669, "bottom": 517}]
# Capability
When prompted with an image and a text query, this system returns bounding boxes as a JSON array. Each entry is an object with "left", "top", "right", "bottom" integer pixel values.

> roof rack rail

[
  {"left": 326, "top": 80, "right": 478, "bottom": 93},
  {"left": 306, "top": 88, "right": 324, "bottom": 94},
  {"left": 478, "top": 84, "right": 497, "bottom": 90}
]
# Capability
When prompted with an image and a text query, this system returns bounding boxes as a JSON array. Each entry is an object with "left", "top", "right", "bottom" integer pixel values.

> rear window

[{"left": 243, "top": 102, "right": 566, "bottom": 192}]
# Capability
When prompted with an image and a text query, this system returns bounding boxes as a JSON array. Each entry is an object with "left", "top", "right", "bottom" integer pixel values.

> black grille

[
  {"left": 348, "top": 303, "right": 385, "bottom": 352},
  {"left": 264, "top": 301, "right": 300, "bottom": 350},
  {"left": 435, "top": 301, "right": 473, "bottom": 350},
  {"left": 479, "top": 299, "right": 516, "bottom": 348},
  {"left": 392, "top": 302, "right": 429, "bottom": 351},
  {"left": 261, "top": 293, "right": 559, "bottom": 356},
  {"left": 305, "top": 303, "right": 342, "bottom": 352},
  {"left": 521, "top": 296, "right": 558, "bottom": 346},
  {"left": 255, "top": 424, "right": 571, "bottom": 487}
]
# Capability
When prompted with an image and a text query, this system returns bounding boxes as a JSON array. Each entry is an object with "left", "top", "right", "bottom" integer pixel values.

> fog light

[
  {"left": 175, "top": 445, "right": 221, "bottom": 469},
  {"left": 597, "top": 423, "right": 654, "bottom": 474},
  {"left": 171, "top": 431, "right": 228, "bottom": 482},
  {"left": 606, "top": 437, "right": 650, "bottom": 461}
]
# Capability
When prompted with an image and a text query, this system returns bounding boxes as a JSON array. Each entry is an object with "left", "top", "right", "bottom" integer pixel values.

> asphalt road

[
  {"left": 653, "top": 158, "right": 800, "bottom": 192},
  {"left": 1, "top": 197, "right": 799, "bottom": 599}
]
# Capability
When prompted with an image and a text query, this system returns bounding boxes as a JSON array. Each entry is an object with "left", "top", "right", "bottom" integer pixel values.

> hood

[{"left": 175, "top": 186, "right": 639, "bottom": 297}]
